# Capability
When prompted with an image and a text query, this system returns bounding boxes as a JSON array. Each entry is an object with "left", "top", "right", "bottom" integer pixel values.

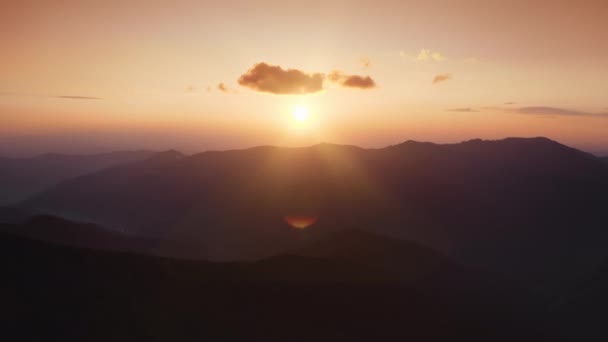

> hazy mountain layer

[
  {"left": 21, "top": 138, "right": 608, "bottom": 289},
  {"left": 0, "top": 151, "right": 155, "bottom": 205}
]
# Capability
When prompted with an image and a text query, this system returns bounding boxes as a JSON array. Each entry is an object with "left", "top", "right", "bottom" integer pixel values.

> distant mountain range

[
  {"left": 0, "top": 215, "right": 206, "bottom": 258},
  {"left": 0, "top": 227, "right": 549, "bottom": 341},
  {"left": 17, "top": 137, "right": 608, "bottom": 291},
  {"left": 0, "top": 151, "right": 155, "bottom": 205}
]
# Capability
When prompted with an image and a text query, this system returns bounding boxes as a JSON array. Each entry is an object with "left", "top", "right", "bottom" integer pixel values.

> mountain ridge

[
  {"left": 1, "top": 227, "right": 548, "bottom": 340},
  {"left": 0, "top": 150, "right": 157, "bottom": 205},
  {"left": 18, "top": 137, "right": 608, "bottom": 290}
]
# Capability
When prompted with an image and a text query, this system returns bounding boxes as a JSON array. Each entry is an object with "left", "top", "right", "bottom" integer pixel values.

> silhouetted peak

[
  {"left": 457, "top": 137, "right": 572, "bottom": 150},
  {"left": 386, "top": 137, "right": 593, "bottom": 162},
  {"left": 487, "top": 136, "right": 561, "bottom": 146},
  {"left": 391, "top": 140, "right": 439, "bottom": 148},
  {"left": 311, "top": 142, "right": 363, "bottom": 150}
]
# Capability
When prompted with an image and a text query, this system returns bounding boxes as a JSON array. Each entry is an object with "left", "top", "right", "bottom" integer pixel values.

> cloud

[
  {"left": 360, "top": 57, "right": 371, "bottom": 68},
  {"left": 432, "top": 73, "right": 452, "bottom": 84},
  {"left": 515, "top": 106, "right": 608, "bottom": 117},
  {"left": 185, "top": 85, "right": 198, "bottom": 93},
  {"left": 504, "top": 102, "right": 516, "bottom": 105},
  {"left": 217, "top": 83, "right": 228, "bottom": 92},
  {"left": 342, "top": 75, "right": 376, "bottom": 89},
  {"left": 327, "top": 71, "right": 376, "bottom": 89},
  {"left": 55, "top": 96, "right": 102, "bottom": 100},
  {"left": 217, "top": 82, "right": 237, "bottom": 94},
  {"left": 238, "top": 62, "right": 324, "bottom": 95},
  {"left": 417, "top": 49, "right": 445, "bottom": 62},
  {"left": 0, "top": 92, "right": 103, "bottom": 100},
  {"left": 448, "top": 107, "right": 478, "bottom": 112}
]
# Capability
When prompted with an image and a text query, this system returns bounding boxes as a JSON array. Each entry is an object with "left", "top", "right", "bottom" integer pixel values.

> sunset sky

[{"left": 1, "top": 0, "right": 607, "bottom": 156}]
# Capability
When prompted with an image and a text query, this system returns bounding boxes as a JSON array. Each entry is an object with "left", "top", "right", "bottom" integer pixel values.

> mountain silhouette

[
  {"left": 0, "top": 207, "right": 31, "bottom": 224},
  {"left": 19, "top": 137, "right": 608, "bottom": 290},
  {"left": 0, "top": 151, "right": 154, "bottom": 205},
  {"left": 294, "top": 228, "right": 465, "bottom": 283},
  {"left": 0, "top": 215, "right": 206, "bottom": 258},
  {"left": 1, "top": 228, "right": 549, "bottom": 341},
  {"left": 549, "top": 258, "right": 608, "bottom": 338}
]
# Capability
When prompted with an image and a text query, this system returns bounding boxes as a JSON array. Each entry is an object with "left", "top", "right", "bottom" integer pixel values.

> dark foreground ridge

[{"left": 2, "top": 228, "right": 550, "bottom": 341}]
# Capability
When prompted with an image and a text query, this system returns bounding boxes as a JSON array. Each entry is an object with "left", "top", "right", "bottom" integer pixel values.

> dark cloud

[
  {"left": 238, "top": 63, "right": 324, "bottom": 95},
  {"left": 515, "top": 106, "right": 608, "bottom": 117},
  {"left": 504, "top": 102, "right": 516, "bottom": 105},
  {"left": 448, "top": 107, "right": 478, "bottom": 112},
  {"left": 55, "top": 96, "right": 102, "bottom": 100},
  {"left": 432, "top": 73, "right": 452, "bottom": 84},
  {"left": 327, "top": 71, "right": 377, "bottom": 89}
]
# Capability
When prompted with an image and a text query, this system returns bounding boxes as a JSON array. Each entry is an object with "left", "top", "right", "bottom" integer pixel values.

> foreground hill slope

[
  {"left": 1, "top": 229, "right": 548, "bottom": 341},
  {"left": 21, "top": 138, "right": 608, "bottom": 288},
  {"left": 550, "top": 259, "right": 608, "bottom": 338}
]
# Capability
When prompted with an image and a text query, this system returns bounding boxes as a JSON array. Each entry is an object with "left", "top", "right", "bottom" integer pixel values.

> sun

[{"left": 292, "top": 106, "right": 309, "bottom": 122}]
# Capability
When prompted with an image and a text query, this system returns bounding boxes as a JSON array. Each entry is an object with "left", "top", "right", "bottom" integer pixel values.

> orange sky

[{"left": 1, "top": 0, "right": 607, "bottom": 156}]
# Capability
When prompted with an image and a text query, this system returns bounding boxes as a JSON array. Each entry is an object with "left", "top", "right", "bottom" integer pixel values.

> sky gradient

[{"left": 1, "top": 0, "right": 607, "bottom": 156}]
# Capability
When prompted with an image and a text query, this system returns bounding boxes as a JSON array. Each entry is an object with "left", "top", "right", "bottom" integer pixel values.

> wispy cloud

[
  {"left": 218, "top": 83, "right": 229, "bottom": 93},
  {"left": 515, "top": 106, "right": 608, "bottom": 118},
  {"left": 217, "top": 82, "right": 237, "bottom": 94},
  {"left": 360, "top": 57, "right": 372, "bottom": 69},
  {"left": 185, "top": 85, "right": 198, "bottom": 93},
  {"left": 448, "top": 107, "right": 478, "bottom": 112},
  {"left": 417, "top": 49, "right": 445, "bottom": 62},
  {"left": 55, "top": 95, "right": 102, "bottom": 100},
  {"left": 432, "top": 73, "right": 452, "bottom": 84},
  {"left": 504, "top": 102, "right": 516, "bottom": 105},
  {"left": 0, "top": 93, "right": 102, "bottom": 100}
]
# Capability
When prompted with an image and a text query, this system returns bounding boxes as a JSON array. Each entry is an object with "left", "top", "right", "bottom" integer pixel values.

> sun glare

[
  {"left": 284, "top": 215, "right": 318, "bottom": 229},
  {"left": 292, "top": 106, "right": 309, "bottom": 122}
]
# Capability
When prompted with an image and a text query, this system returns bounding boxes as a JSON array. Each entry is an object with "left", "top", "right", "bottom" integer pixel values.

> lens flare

[{"left": 284, "top": 215, "right": 318, "bottom": 229}]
